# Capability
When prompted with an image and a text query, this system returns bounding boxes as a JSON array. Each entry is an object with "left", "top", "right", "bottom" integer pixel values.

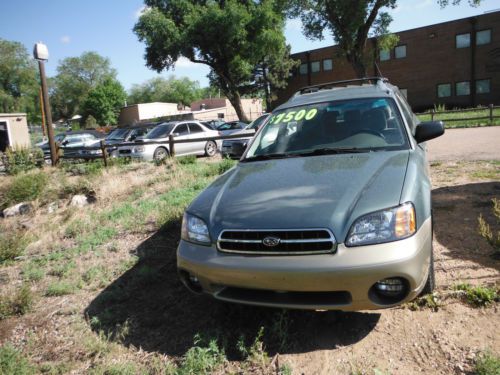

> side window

[
  {"left": 66, "top": 136, "right": 82, "bottom": 144},
  {"left": 188, "top": 123, "right": 204, "bottom": 133},
  {"left": 174, "top": 124, "right": 189, "bottom": 135},
  {"left": 395, "top": 92, "right": 415, "bottom": 130}
]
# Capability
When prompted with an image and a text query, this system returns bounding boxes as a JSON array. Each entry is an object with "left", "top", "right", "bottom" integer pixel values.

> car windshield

[
  {"left": 54, "top": 134, "right": 65, "bottom": 142},
  {"left": 144, "top": 123, "right": 174, "bottom": 139},
  {"left": 106, "top": 128, "right": 129, "bottom": 140},
  {"left": 246, "top": 114, "right": 269, "bottom": 130},
  {"left": 244, "top": 98, "right": 408, "bottom": 160}
]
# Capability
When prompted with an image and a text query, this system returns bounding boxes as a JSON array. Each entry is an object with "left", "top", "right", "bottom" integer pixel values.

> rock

[
  {"left": 19, "top": 220, "right": 34, "bottom": 230},
  {"left": 2, "top": 202, "right": 33, "bottom": 217},
  {"left": 47, "top": 201, "right": 60, "bottom": 214},
  {"left": 70, "top": 195, "right": 89, "bottom": 207}
]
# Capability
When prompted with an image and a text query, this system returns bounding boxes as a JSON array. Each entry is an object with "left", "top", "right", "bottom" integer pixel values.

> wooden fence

[
  {"left": 55, "top": 131, "right": 256, "bottom": 166},
  {"left": 418, "top": 104, "right": 500, "bottom": 124}
]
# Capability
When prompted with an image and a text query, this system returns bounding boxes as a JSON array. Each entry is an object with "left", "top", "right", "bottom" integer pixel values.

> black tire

[
  {"left": 420, "top": 242, "right": 435, "bottom": 295},
  {"left": 204, "top": 141, "right": 217, "bottom": 157},
  {"left": 153, "top": 147, "right": 169, "bottom": 161}
]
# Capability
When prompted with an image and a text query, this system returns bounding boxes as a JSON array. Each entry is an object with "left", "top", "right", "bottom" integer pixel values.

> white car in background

[{"left": 116, "top": 121, "right": 221, "bottom": 161}]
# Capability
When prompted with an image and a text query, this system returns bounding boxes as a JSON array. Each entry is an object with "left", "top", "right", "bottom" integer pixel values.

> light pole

[{"left": 33, "top": 42, "right": 57, "bottom": 165}]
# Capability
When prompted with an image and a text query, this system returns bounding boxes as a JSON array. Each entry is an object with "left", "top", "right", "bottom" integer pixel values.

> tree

[
  {"left": 291, "top": 0, "right": 481, "bottom": 78},
  {"left": 128, "top": 76, "right": 204, "bottom": 106},
  {"left": 0, "top": 39, "right": 40, "bottom": 123},
  {"left": 134, "top": 0, "right": 297, "bottom": 121},
  {"left": 82, "top": 78, "right": 126, "bottom": 126},
  {"left": 50, "top": 52, "right": 117, "bottom": 120}
]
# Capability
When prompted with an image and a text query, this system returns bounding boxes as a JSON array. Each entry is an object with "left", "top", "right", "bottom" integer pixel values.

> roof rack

[{"left": 295, "top": 77, "right": 389, "bottom": 95}]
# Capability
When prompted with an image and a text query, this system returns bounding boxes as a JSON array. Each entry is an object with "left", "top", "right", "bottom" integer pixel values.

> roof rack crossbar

[{"left": 296, "top": 77, "right": 389, "bottom": 95}]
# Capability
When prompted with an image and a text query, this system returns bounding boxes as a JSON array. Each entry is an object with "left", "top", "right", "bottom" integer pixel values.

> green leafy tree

[
  {"left": 290, "top": 0, "right": 481, "bottom": 78},
  {"left": 50, "top": 52, "right": 117, "bottom": 120},
  {"left": 82, "top": 78, "right": 126, "bottom": 126},
  {"left": 128, "top": 76, "right": 204, "bottom": 107},
  {"left": 0, "top": 39, "right": 41, "bottom": 123},
  {"left": 134, "top": 0, "right": 296, "bottom": 121}
]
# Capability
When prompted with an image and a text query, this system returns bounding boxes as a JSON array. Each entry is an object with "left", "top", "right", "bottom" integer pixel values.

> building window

[
  {"left": 456, "top": 33, "right": 470, "bottom": 48},
  {"left": 380, "top": 50, "right": 391, "bottom": 61},
  {"left": 400, "top": 89, "right": 408, "bottom": 99},
  {"left": 299, "top": 63, "right": 308, "bottom": 75},
  {"left": 476, "top": 79, "right": 491, "bottom": 94},
  {"left": 437, "top": 83, "right": 452, "bottom": 98},
  {"left": 323, "top": 58, "right": 333, "bottom": 71},
  {"left": 456, "top": 81, "right": 470, "bottom": 96},
  {"left": 311, "top": 61, "right": 320, "bottom": 73},
  {"left": 476, "top": 29, "right": 491, "bottom": 45},
  {"left": 395, "top": 45, "right": 406, "bottom": 59}
]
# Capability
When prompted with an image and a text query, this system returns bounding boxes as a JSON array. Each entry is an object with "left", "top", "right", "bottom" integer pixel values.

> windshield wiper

[
  {"left": 297, "top": 147, "right": 369, "bottom": 157},
  {"left": 242, "top": 153, "right": 299, "bottom": 162}
]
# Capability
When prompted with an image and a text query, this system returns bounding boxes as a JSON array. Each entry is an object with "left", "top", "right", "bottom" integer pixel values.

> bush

[
  {"left": 2, "top": 147, "right": 44, "bottom": 175},
  {"left": 0, "top": 284, "right": 33, "bottom": 320},
  {"left": 0, "top": 232, "right": 27, "bottom": 264},
  {"left": 0, "top": 344, "right": 34, "bottom": 375},
  {"left": 177, "top": 155, "right": 197, "bottom": 165},
  {"left": 1, "top": 171, "right": 47, "bottom": 209},
  {"left": 475, "top": 351, "right": 500, "bottom": 375},
  {"left": 84, "top": 115, "right": 98, "bottom": 129},
  {"left": 478, "top": 198, "right": 500, "bottom": 258},
  {"left": 217, "top": 158, "right": 236, "bottom": 175}
]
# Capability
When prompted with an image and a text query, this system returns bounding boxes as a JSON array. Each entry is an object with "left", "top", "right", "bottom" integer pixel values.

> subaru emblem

[{"left": 262, "top": 236, "right": 281, "bottom": 247}]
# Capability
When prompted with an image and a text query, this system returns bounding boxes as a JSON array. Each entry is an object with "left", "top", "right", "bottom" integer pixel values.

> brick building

[{"left": 277, "top": 10, "right": 500, "bottom": 111}]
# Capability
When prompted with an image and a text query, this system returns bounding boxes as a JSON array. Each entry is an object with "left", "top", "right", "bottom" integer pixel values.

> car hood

[{"left": 188, "top": 150, "right": 410, "bottom": 243}]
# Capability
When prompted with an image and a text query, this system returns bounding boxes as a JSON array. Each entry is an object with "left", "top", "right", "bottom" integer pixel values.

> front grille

[
  {"left": 119, "top": 149, "right": 131, "bottom": 154},
  {"left": 218, "top": 229, "right": 336, "bottom": 255}
]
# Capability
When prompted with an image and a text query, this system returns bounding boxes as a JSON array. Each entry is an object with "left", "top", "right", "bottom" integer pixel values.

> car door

[
  {"left": 187, "top": 123, "right": 208, "bottom": 154},
  {"left": 171, "top": 123, "right": 191, "bottom": 155}
]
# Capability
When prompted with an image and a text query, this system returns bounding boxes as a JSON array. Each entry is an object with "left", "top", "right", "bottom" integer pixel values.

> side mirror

[
  {"left": 415, "top": 121, "right": 444, "bottom": 144},
  {"left": 232, "top": 142, "right": 247, "bottom": 158},
  {"left": 129, "top": 135, "right": 136, "bottom": 141},
  {"left": 173, "top": 132, "right": 180, "bottom": 137},
  {"left": 62, "top": 140, "right": 69, "bottom": 146}
]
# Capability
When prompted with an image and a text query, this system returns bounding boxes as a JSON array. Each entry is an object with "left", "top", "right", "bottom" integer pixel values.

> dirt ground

[{"left": 0, "top": 158, "right": 499, "bottom": 374}]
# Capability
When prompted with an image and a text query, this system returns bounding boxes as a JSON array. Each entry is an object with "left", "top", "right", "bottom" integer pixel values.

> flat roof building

[
  {"left": 277, "top": 10, "right": 500, "bottom": 111},
  {"left": 0, "top": 113, "right": 30, "bottom": 152}
]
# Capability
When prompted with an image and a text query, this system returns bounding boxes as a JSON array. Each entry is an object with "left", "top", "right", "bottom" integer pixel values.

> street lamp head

[{"left": 33, "top": 42, "right": 49, "bottom": 61}]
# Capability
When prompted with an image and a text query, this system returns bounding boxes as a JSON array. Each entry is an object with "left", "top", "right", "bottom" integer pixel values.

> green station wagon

[{"left": 177, "top": 78, "right": 444, "bottom": 310}]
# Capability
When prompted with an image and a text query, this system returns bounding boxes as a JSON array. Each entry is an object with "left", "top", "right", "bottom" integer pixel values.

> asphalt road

[{"left": 427, "top": 126, "right": 500, "bottom": 161}]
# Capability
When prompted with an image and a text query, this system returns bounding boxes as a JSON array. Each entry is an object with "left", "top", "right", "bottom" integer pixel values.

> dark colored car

[
  {"left": 221, "top": 114, "right": 270, "bottom": 158},
  {"left": 36, "top": 130, "right": 105, "bottom": 159},
  {"left": 216, "top": 121, "right": 248, "bottom": 135},
  {"left": 77, "top": 123, "right": 159, "bottom": 159}
]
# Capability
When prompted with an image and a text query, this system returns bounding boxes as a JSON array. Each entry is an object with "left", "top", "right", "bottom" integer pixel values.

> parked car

[
  {"left": 177, "top": 77, "right": 444, "bottom": 311},
  {"left": 77, "top": 123, "right": 159, "bottom": 160},
  {"left": 36, "top": 130, "right": 105, "bottom": 159},
  {"left": 116, "top": 120, "right": 221, "bottom": 161},
  {"left": 221, "top": 114, "right": 270, "bottom": 158},
  {"left": 203, "top": 119, "right": 226, "bottom": 130},
  {"left": 216, "top": 121, "right": 248, "bottom": 136}
]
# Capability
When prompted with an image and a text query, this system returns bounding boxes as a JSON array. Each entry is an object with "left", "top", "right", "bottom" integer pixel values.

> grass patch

[
  {"left": 177, "top": 334, "right": 226, "bottom": 375},
  {"left": 406, "top": 292, "right": 440, "bottom": 312},
  {"left": 475, "top": 351, "right": 500, "bottom": 375},
  {"left": 1, "top": 171, "right": 47, "bottom": 208},
  {"left": 177, "top": 155, "right": 197, "bottom": 165},
  {"left": 0, "top": 232, "right": 28, "bottom": 264},
  {"left": 417, "top": 106, "right": 500, "bottom": 128},
  {"left": 0, "top": 344, "right": 34, "bottom": 375},
  {"left": 0, "top": 284, "right": 33, "bottom": 320},
  {"left": 453, "top": 283, "right": 499, "bottom": 307},
  {"left": 45, "top": 281, "right": 77, "bottom": 297},
  {"left": 22, "top": 262, "right": 45, "bottom": 281},
  {"left": 478, "top": 198, "right": 500, "bottom": 258}
]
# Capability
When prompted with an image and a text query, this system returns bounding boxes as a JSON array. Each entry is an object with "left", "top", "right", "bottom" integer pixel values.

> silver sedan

[{"left": 116, "top": 121, "right": 221, "bottom": 161}]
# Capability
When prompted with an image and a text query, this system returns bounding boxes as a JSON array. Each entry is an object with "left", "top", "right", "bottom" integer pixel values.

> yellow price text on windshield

[{"left": 269, "top": 108, "right": 318, "bottom": 125}]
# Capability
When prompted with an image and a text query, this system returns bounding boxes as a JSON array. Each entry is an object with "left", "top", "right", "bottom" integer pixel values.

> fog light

[
  {"left": 375, "top": 278, "right": 404, "bottom": 295},
  {"left": 178, "top": 270, "right": 203, "bottom": 294}
]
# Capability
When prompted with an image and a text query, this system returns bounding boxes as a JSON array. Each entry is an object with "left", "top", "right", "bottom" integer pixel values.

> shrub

[
  {"left": 1, "top": 171, "right": 47, "bottom": 208},
  {"left": 85, "top": 115, "right": 98, "bottom": 129},
  {"left": 478, "top": 198, "right": 500, "bottom": 258},
  {"left": 0, "top": 232, "right": 27, "bottom": 264},
  {"left": 177, "top": 155, "right": 197, "bottom": 165},
  {"left": 217, "top": 158, "right": 236, "bottom": 175},
  {"left": 0, "top": 284, "right": 33, "bottom": 320},
  {"left": 453, "top": 283, "right": 499, "bottom": 307},
  {"left": 2, "top": 147, "right": 44, "bottom": 175},
  {"left": 475, "top": 351, "right": 500, "bottom": 375},
  {"left": 0, "top": 344, "right": 34, "bottom": 375},
  {"left": 177, "top": 334, "right": 226, "bottom": 375}
]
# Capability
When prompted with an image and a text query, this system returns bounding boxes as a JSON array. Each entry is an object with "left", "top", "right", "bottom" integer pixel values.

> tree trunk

[
  {"left": 346, "top": 52, "right": 367, "bottom": 78},
  {"left": 226, "top": 91, "right": 250, "bottom": 123}
]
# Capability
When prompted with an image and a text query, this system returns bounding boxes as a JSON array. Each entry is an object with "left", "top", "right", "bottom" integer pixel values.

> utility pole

[
  {"left": 34, "top": 42, "right": 57, "bottom": 165},
  {"left": 39, "top": 87, "right": 46, "bottom": 138}
]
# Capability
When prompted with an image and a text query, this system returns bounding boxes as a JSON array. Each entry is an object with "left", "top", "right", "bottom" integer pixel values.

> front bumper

[{"left": 177, "top": 218, "right": 432, "bottom": 310}]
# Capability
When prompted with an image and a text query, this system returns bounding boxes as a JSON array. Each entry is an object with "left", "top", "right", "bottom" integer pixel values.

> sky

[{"left": 1, "top": 0, "right": 499, "bottom": 91}]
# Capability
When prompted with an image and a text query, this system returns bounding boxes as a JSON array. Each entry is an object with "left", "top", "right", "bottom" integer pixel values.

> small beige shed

[{"left": 0, "top": 113, "right": 31, "bottom": 152}]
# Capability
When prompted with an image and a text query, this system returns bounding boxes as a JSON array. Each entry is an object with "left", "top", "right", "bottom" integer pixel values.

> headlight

[
  {"left": 134, "top": 146, "right": 145, "bottom": 153},
  {"left": 181, "top": 213, "right": 211, "bottom": 245},
  {"left": 346, "top": 203, "right": 416, "bottom": 246}
]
